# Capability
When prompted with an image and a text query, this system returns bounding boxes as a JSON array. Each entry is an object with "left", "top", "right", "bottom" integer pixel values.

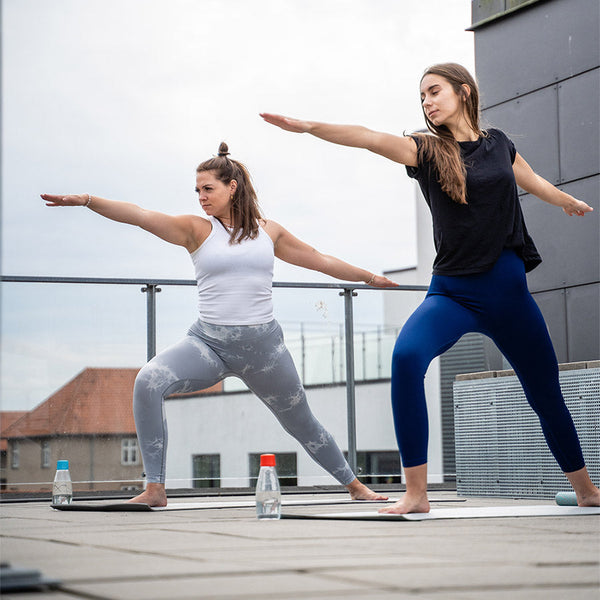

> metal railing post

[
  {"left": 300, "top": 321, "right": 306, "bottom": 384},
  {"left": 141, "top": 284, "right": 161, "bottom": 361},
  {"left": 340, "top": 287, "right": 358, "bottom": 474}
]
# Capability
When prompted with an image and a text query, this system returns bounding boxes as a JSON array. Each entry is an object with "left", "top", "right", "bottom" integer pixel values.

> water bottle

[
  {"left": 255, "top": 454, "right": 281, "bottom": 520},
  {"left": 52, "top": 460, "right": 73, "bottom": 505}
]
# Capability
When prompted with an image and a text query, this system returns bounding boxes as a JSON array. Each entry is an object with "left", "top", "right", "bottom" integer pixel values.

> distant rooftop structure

[
  {"left": 0, "top": 412, "right": 27, "bottom": 451},
  {"left": 3, "top": 368, "right": 140, "bottom": 438},
  {"left": 2, "top": 368, "right": 223, "bottom": 439},
  {"left": 1, "top": 368, "right": 224, "bottom": 494}
]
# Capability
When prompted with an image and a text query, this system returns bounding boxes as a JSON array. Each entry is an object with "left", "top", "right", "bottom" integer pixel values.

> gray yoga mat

[{"left": 280, "top": 505, "right": 600, "bottom": 521}]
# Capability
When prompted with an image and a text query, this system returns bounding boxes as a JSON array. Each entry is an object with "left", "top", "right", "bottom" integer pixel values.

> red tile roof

[
  {"left": 1, "top": 412, "right": 28, "bottom": 450},
  {"left": 2, "top": 368, "right": 222, "bottom": 438}
]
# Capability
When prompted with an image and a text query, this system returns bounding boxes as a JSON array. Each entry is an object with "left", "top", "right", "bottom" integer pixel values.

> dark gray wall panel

[
  {"left": 566, "top": 283, "right": 600, "bottom": 361},
  {"left": 473, "top": 0, "right": 598, "bottom": 364},
  {"left": 524, "top": 176, "right": 600, "bottom": 292},
  {"left": 558, "top": 69, "right": 600, "bottom": 183},
  {"left": 530, "top": 289, "right": 567, "bottom": 363},
  {"left": 471, "top": 0, "right": 506, "bottom": 27},
  {"left": 474, "top": 0, "right": 600, "bottom": 107},
  {"left": 483, "top": 86, "right": 560, "bottom": 183}
]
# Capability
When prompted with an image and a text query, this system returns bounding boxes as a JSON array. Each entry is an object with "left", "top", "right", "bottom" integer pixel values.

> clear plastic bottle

[
  {"left": 52, "top": 460, "right": 73, "bottom": 505},
  {"left": 255, "top": 454, "right": 281, "bottom": 520}
]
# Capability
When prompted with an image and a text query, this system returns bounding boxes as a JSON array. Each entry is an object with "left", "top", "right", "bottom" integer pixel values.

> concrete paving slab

[
  {"left": 2, "top": 492, "right": 599, "bottom": 600},
  {"left": 441, "top": 588, "right": 600, "bottom": 600},
  {"left": 63, "top": 571, "right": 373, "bottom": 600},
  {"left": 318, "top": 563, "right": 599, "bottom": 590},
  {"left": 2, "top": 537, "right": 223, "bottom": 580}
]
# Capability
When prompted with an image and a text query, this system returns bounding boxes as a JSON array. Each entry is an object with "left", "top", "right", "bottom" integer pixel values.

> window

[
  {"left": 346, "top": 451, "right": 402, "bottom": 484},
  {"left": 192, "top": 454, "right": 220, "bottom": 488},
  {"left": 121, "top": 438, "right": 140, "bottom": 466},
  {"left": 249, "top": 453, "right": 297, "bottom": 487},
  {"left": 11, "top": 442, "right": 19, "bottom": 469},
  {"left": 41, "top": 440, "right": 51, "bottom": 468}
]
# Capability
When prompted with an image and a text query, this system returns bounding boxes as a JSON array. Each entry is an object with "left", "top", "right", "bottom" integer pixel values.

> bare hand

[
  {"left": 260, "top": 113, "right": 312, "bottom": 133},
  {"left": 41, "top": 193, "right": 88, "bottom": 207},
  {"left": 563, "top": 198, "right": 593, "bottom": 217},
  {"left": 368, "top": 275, "right": 399, "bottom": 288}
]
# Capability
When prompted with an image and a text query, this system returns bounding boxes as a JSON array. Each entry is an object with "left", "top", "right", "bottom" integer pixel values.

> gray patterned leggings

[{"left": 133, "top": 318, "right": 356, "bottom": 485}]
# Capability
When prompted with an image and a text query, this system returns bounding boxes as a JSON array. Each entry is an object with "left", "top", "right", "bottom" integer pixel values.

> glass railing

[{"left": 0, "top": 276, "right": 427, "bottom": 497}]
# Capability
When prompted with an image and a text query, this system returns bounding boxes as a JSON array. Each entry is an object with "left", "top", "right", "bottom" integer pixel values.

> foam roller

[{"left": 555, "top": 491, "right": 577, "bottom": 506}]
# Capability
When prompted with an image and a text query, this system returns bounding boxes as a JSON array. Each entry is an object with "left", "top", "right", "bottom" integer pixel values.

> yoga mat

[
  {"left": 51, "top": 497, "right": 466, "bottom": 512},
  {"left": 280, "top": 505, "right": 600, "bottom": 521},
  {"left": 52, "top": 502, "right": 153, "bottom": 512}
]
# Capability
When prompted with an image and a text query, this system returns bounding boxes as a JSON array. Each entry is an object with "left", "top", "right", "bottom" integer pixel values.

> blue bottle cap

[{"left": 57, "top": 460, "right": 69, "bottom": 470}]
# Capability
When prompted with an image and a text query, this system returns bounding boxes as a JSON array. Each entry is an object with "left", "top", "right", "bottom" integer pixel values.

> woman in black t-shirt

[{"left": 261, "top": 63, "right": 599, "bottom": 514}]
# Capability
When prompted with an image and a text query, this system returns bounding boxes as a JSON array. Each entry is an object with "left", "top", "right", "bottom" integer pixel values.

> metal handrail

[
  {"left": 0, "top": 274, "right": 428, "bottom": 291},
  {"left": 1, "top": 274, "right": 428, "bottom": 472}
]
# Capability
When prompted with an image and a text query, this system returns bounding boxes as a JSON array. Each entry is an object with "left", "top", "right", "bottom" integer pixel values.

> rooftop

[
  {"left": 2, "top": 368, "right": 222, "bottom": 439},
  {"left": 2, "top": 490, "right": 599, "bottom": 599},
  {"left": 0, "top": 412, "right": 27, "bottom": 451}
]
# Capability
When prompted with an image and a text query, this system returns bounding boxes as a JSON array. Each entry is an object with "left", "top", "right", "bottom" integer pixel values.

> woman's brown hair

[
  {"left": 196, "top": 142, "right": 263, "bottom": 244},
  {"left": 413, "top": 63, "right": 484, "bottom": 204}
]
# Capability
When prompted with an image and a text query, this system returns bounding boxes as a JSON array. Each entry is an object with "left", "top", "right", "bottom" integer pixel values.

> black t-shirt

[{"left": 406, "top": 128, "right": 542, "bottom": 276}]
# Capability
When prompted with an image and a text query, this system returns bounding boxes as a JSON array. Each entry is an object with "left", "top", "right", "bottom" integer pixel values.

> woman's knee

[
  {"left": 392, "top": 342, "right": 427, "bottom": 379},
  {"left": 134, "top": 360, "right": 178, "bottom": 400}
]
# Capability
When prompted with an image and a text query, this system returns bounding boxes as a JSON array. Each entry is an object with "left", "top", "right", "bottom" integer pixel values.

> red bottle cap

[{"left": 260, "top": 454, "right": 276, "bottom": 467}]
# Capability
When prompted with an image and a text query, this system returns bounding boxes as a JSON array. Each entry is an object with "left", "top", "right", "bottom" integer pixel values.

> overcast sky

[{"left": 1, "top": 0, "right": 475, "bottom": 410}]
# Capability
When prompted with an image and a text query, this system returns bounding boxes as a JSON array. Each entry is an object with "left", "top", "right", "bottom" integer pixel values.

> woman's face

[
  {"left": 195, "top": 170, "right": 236, "bottom": 221},
  {"left": 420, "top": 73, "right": 465, "bottom": 129}
]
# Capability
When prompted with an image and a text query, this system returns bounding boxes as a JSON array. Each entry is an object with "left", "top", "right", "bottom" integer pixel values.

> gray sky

[{"left": 1, "top": 0, "right": 474, "bottom": 410}]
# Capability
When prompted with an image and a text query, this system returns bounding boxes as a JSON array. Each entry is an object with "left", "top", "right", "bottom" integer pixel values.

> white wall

[{"left": 164, "top": 380, "right": 400, "bottom": 488}]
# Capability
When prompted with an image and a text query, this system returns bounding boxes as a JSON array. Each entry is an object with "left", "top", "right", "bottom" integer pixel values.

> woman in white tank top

[{"left": 41, "top": 143, "right": 397, "bottom": 508}]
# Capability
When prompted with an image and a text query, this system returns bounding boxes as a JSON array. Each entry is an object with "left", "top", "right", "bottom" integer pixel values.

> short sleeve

[
  {"left": 405, "top": 134, "right": 421, "bottom": 179},
  {"left": 490, "top": 128, "right": 517, "bottom": 164},
  {"left": 506, "top": 136, "right": 516, "bottom": 164}
]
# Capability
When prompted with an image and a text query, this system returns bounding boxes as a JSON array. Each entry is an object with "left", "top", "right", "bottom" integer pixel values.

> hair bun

[{"left": 217, "top": 142, "right": 230, "bottom": 157}]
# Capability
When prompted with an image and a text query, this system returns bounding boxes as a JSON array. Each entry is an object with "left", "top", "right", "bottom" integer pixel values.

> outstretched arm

[
  {"left": 264, "top": 221, "right": 398, "bottom": 287},
  {"left": 260, "top": 113, "right": 418, "bottom": 167},
  {"left": 41, "top": 193, "right": 205, "bottom": 252},
  {"left": 512, "top": 154, "right": 593, "bottom": 216}
]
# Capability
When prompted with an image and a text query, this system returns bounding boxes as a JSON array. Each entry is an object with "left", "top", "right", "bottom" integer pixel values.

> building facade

[
  {"left": 2, "top": 369, "right": 143, "bottom": 493},
  {"left": 471, "top": 0, "right": 599, "bottom": 362}
]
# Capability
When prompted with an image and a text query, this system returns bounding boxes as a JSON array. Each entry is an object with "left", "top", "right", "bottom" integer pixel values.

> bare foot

[
  {"left": 126, "top": 483, "right": 167, "bottom": 507},
  {"left": 565, "top": 468, "right": 600, "bottom": 507},
  {"left": 577, "top": 487, "right": 600, "bottom": 507},
  {"left": 378, "top": 492, "right": 430, "bottom": 514},
  {"left": 346, "top": 478, "right": 389, "bottom": 501}
]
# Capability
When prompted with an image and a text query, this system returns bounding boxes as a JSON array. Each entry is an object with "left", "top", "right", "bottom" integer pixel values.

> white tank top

[{"left": 190, "top": 216, "right": 274, "bottom": 325}]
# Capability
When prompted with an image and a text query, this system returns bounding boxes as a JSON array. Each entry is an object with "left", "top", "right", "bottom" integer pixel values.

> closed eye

[{"left": 421, "top": 85, "right": 441, "bottom": 103}]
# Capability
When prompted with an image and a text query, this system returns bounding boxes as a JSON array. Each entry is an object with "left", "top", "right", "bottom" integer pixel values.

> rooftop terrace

[{"left": 2, "top": 490, "right": 599, "bottom": 599}]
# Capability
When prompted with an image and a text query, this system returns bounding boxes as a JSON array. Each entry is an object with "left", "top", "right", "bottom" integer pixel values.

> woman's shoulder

[
  {"left": 408, "top": 131, "right": 434, "bottom": 146},
  {"left": 260, "top": 219, "right": 282, "bottom": 242},
  {"left": 187, "top": 215, "right": 213, "bottom": 254},
  {"left": 260, "top": 218, "right": 281, "bottom": 231},
  {"left": 189, "top": 214, "right": 211, "bottom": 231},
  {"left": 483, "top": 128, "right": 516, "bottom": 155},
  {"left": 483, "top": 127, "right": 511, "bottom": 142}
]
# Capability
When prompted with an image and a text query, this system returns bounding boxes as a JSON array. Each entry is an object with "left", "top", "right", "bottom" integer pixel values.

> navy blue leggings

[{"left": 391, "top": 250, "right": 584, "bottom": 473}]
